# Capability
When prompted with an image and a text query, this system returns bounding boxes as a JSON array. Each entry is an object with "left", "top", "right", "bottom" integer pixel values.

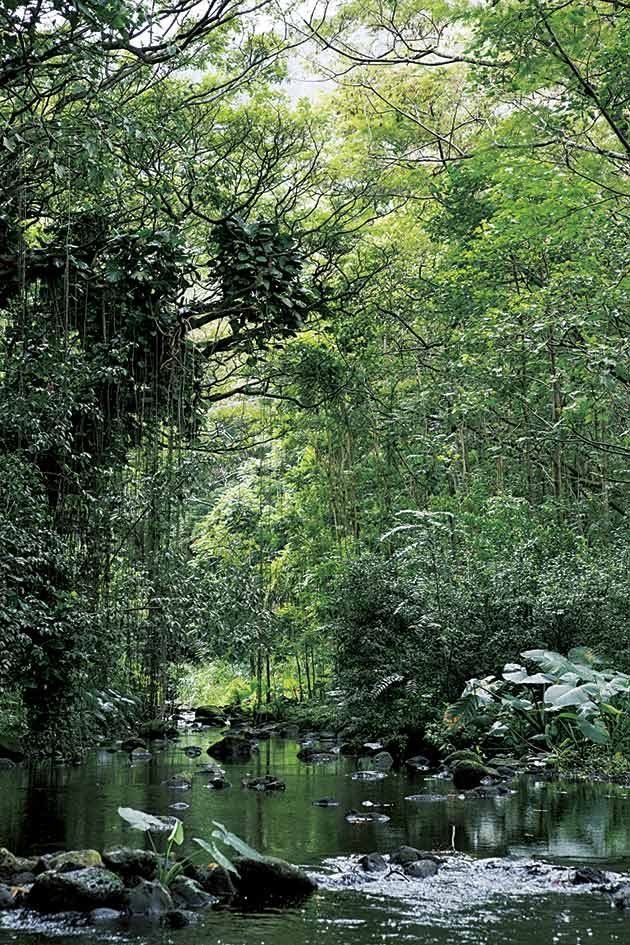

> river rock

[
  {"left": 570, "top": 867, "right": 608, "bottom": 885},
  {"left": 169, "top": 875, "right": 218, "bottom": 909},
  {"left": 0, "top": 848, "right": 38, "bottom": 882},
  {"left": 312, "top": 797, "right": 339, "bottom": 807},
  {"left": 163, "top": 908, "right": 196, "bottom": 928},
  {"left": 139, "top": 719, "right": 178, "bottom": 741},
  {"left": 406, "top": 755, "right": 432, "bottom": 772},
  {"left": 89, "top": 907, "right": 123, "bottom": 924},
  {"left": 103, "top": 847, "right": 159, "bottom": 881},
  {"left": 359, "top": 853, "right": 388, "bottom": 873},
  {"left": 208, "top": 735, "right": 253, "bottom": 761},
  {"left": 162, "top": 774, "right": 192, "bottom": 790},
  {"left": 195, "top": 706, "right": 227, "bottom": 725},
  {"left": 297, "top": 748, "right": 337, "bottom": 763},
  {"left": 126, "top": 879, "right": 174, "bottom": 916},
  {"left": 452, "top": 760, "right": 498, "bottom": 790},
  {"left": 0, "top": 883, "right": 16, "bottom": 910},
  {"left": 39, "top": 849, "right": 103, "bottom": 873},
  {"left": 351, "top": 770, "right": 387, "bottom": 781},
  {"left": 28, "top": 867, "right": 125, "bottom": 912},
  {"left": 130, "top": 748, "right": 152, "bottom": 761},
  {"left": 232, "top": 855, "right": 317, "bottom": 906},
  {"left": 0, "top": 758, "right": 16, "bottom": 769},
  {"left": 186, "top": 864, "right": 237, "bottom": 899},
  {"left": 612, "top": 883, "right": 630, "bottom": 909},
  {"left": 121, "top": 737, "right": 146, "bottom": 752},
  {"left": 405, "top": 859, "right": 439, "bottom": 879},
  {"left": 241, "top": 775, "right": 286, "bottom": 792},
  {"left": 183, "top": 746, "right": 202, "bottom": 758},
  {"left": 390, "top": 846, "right": 441, "bottom": 868},
  {"left": 0, "top": 737, "right": 25, "bottom": 762},
  {"left": 373, "top": 751, "right": 394, "bottom": 770}
]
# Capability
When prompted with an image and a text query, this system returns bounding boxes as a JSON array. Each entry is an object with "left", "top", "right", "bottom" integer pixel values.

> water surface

[{"left": 1, "top": 732, "right": 630, "bottom": 944}]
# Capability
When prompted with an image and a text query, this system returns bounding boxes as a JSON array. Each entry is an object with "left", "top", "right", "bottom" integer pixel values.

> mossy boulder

[
  {"left": 138, "top": 719, "right": 178, "bottom": 741},
  {"left": 232, "top": 855, "right": 317, "bottom": 906},
  {"left": 102, "top": 847, "right": 159, "bottom": 881},
  {"left": 0, "top": 848, "right": 38, "bottom": 882},
  {"left": 207, "top": 735, "right": 253, "bottom": 762},
  {"left": 186, "top": 863, "right": 237, "bottom": 900},
  {"left": 452, "top": 760, "right": 498, "bottom": 790},
  {"left": 28, "top": 867, "right": 125, "bottom": 912},
  {"left": 39, "top": 850, "right": 103, "bottom": 873}
]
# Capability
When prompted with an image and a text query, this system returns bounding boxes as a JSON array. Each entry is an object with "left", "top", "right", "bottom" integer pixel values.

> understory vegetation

[{"left": 0, "top": 0, "right": 628, "bottom": 764}]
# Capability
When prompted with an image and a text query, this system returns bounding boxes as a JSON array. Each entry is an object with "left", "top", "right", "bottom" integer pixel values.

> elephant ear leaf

[
  {"left": 211, "top": 821, "right": 265, "bottom": 861},
  {"left": 192, "top": 837, "right": 239, "bottom": 875},
  {"left": 118, "top": 807, "right": 166, "bottom": 832},
  {"left": 576, "top": 719, "right": 609, "bottom": 745}
]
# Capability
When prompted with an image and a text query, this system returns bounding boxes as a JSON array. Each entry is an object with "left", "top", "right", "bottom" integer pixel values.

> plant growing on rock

[
  {"left": 117, "top": 807, "right": 263, "bottom": 887},
  {"left": 442, "top": 648, "right": 630, "bottom": 755}
]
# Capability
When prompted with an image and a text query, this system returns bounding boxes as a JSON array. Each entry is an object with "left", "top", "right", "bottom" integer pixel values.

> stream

[{"left": 2, "top": 731, "right": 630, "bottom": 944}]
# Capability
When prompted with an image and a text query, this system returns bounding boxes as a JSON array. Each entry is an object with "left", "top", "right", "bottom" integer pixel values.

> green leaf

[
  {"left": 192, "top": 837, "right": 239, "bottom": 875},
  {"left": 210, "top": 821, "right": 265, "bottom": 861},
  {"left": 118, "top": 807, "right": 167, "bottom": 832},
  {"left": 169, "top": 818, "right": 184, "bottom": 846}
]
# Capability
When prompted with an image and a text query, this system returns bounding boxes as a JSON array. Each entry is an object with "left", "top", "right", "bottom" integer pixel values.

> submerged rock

[
  {"left": 162, "top": 774, "right": 192, "bottom": 790},
  {"left": 126, "top": 879, "right": 173, "bottom": 916},
  {"left": 163, "top": 908, "right": 196, "bottom": 928},
  {"left": 183, "top": 746, "right": 202, "bottom": 758},
  {"left": 102, "top": 847, "right": 159, "bottom": 881},
  {"left": 241, "top": 775, "right": 286, "bottom": 792},
  {"left": 312, "top": 797, "right": 339, "bottom": 807},
  {"left": 351, "top": 770, "right": 387, "bottom": 781},
  {"left": 232, "top": 855, "right": 317, "bottom": 906},
  {"left": 207, "top": 735, "right": 254, "bottom": 762},
  {"left": 345, "top": 810, "right": 390, "bottom": 824},
  {"left": 0, "top": 758, "right": 16, "bottom": 769},
  {"left": 28, "top": 867, "right": 125, "bottom": 912}
]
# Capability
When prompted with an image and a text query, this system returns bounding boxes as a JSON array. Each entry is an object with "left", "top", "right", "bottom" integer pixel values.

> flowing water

[{"left": 2, "top": 731, "right": 630, "bottom": 944}]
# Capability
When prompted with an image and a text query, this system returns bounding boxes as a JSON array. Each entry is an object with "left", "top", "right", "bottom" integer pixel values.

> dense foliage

[{"left": 0, "top": 0, "right": 628, "bottom": 755}]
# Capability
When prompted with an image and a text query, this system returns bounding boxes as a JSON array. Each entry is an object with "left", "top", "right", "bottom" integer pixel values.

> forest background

[{"left": 1, "top": 0, "right": 629, "bottom": 757}]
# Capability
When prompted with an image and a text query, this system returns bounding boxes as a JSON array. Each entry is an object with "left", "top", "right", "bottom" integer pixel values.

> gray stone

[
  {"left": 103, "top": 847, "right": 159, "bottom": 880},
  {"left": 358, "top": 853, "right": 387, "bottom": 873},
  {"left": 404, "top": 859, "right": 439, "bottom": 879},
  {"left": 89, "top": 908, "right": 123, "bottom": 924},
  {"left": 0, "top": 883, "right": 16, "bottom": 910},
  {"left": 126, "top": 879, "right": 173, "bottom": 916},
  {"left": 169, "top": 875, "right": 217, "bottom": 909},
  {"left": 28, "top": 867, "right": 125, "bottom": 912},
  {"left": 373, "top": 751, "right": 394, "bottom": 770},
  {"left": 390, "top": 846, "right": 441, "bottom": 867}
]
